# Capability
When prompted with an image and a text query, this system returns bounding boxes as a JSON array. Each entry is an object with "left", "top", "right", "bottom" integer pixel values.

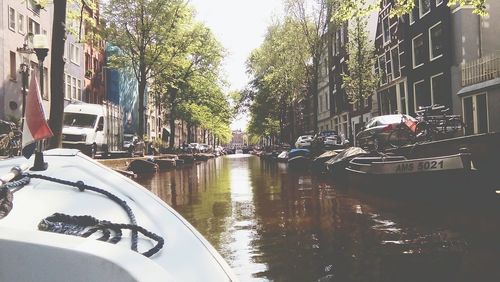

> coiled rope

[{"left": 0, "top": 170, "right": 164, "bottom": 257}]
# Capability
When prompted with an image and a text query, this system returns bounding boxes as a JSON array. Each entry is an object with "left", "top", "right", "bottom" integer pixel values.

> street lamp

[
  {"left": 33, "top": 34, "right": 49, "bottom": 99},
  {"left": 32, "top": 34, "right": 49, "bottom": 171},
  {"left": 16, "top": 33, "right": 34, "bottom": 130}
]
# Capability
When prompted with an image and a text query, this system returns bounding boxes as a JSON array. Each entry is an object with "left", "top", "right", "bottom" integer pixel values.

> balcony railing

[{"left": 461, "top": 51, "right": 500, "bottom": 87}]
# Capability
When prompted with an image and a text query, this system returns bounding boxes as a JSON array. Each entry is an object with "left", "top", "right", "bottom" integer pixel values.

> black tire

[
  {"left": 414, "top": 122, "right": 431, "bottom": 142},
  {"left": 446, "top": 118, "right": 465, "bottom": 134},
  {"left": 388, "top": 128, "right": 413, "bottom": 148}
]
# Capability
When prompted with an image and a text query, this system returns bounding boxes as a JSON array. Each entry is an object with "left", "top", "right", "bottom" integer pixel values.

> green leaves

[{"left": 341, "top": 16, "right": 378, "bottom": 104}]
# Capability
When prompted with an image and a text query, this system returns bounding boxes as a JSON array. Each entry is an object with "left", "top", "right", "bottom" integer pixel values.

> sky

[{"left": 189, "top": 0, "right": 284, "bottom": 131}]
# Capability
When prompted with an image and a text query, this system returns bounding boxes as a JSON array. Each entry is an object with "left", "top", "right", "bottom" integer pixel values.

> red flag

[{"left": 22, "top": 74, "right": 53, "bottom": 158}]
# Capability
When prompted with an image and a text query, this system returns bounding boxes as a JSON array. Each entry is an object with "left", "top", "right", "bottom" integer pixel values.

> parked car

[
  {"left": 356, "top": 114, "right": 417, "bottom": 151},
  {"left": 312, "top": 130, "right": 344, "bottom": 150},
  {"left": 295, "top": 135, "right": 313, "bottom": 148},
  {"left": 123, "top": 134, "right": 145, "bottom": 157},
  {"left": 188, "top": 143, "right": 200, "bottom": 152},
  {"left": 199, "top": 144, "right": 211, "bottom": 153}
]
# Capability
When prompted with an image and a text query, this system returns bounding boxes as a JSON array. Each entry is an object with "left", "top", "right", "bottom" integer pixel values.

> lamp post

[
  {"left": 33, "top": 34, "right": 49, "bottom": 100},
  {"left": 32, "top": 34, "right": 49, "bottom": 171},
  {"left": 16, "top": 33, "right": 34, "bottom": 131}
]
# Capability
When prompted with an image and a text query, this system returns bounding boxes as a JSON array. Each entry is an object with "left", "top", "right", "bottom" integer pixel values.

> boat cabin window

[{"left": 63, "top": 113, "right": 98, "bottom": 128}]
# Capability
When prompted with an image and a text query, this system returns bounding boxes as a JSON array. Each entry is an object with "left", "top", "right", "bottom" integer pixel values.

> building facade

[
  {"left": 1, "top": 0, "right": 52, "bottom": 122},
  {"left": 405, "top": 0, "right": 453, "bottom": 115},
  {"left": 375, "top": 0, "right": 408, "bottom": 116},
  {"left": 452, "top": 1, "right": 500, "bottom": 134}
]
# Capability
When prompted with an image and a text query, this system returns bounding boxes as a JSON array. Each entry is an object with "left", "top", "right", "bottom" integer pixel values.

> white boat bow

[{"left": 0, "top": 149, "right": 236, "bottom": 281}]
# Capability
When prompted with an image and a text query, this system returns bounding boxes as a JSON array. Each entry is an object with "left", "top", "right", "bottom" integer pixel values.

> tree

[
  {"left": 285, "top": 0, "right": 330, "bottom": 133},
  {"left": 341, "top": 15, "right": 378, "bottom": 105},
  {"left": 103, "top": 0, "right": 186, "bottom": 139},
  {"left": 333, "top": 0, "right": 487, "bottom": 22},
  {"left": 48, "top": 0, "right": 67, "bottom": 149},
  {"left": 245, "top": 18, "right": 311, "bottom": 144},
  {"left": 149, "top": 20, "right": 230, "bottom": 147}
]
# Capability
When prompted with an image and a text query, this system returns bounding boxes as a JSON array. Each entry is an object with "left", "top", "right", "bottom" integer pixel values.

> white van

[{"left": 62, "top": 101, "right": 123, "bottom": 158}]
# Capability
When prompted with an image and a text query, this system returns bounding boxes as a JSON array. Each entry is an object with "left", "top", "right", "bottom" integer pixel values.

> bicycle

[
  {"left": 413, "top": 104, "right": 465, "bottom": 142},
  {"left": 387, "top": 114, "right": 419, "bottom": 148},
  {"left": 387, "top": 105, "right": 466, "bottom": 148}
]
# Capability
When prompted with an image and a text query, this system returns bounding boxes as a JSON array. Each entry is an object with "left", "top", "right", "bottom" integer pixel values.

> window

[
  {"left": 398, "top": 82, "right": 407, "bottom": 114},
  {"left": 77, "top": 80, "right": 82, "bottom": 100},
  {"left": 66, "top": 74, "right": 71, "bottom": 99},
  {"left": 334, "top": 31, "right": 340, "bottom": 54},
  {"left": 10, "top": 52, "right": 17, "bottom": 80},
  {"left": 429, "top": 22, "right": 443, "bottom": 60},
  {"left": 413, "top": 80, "right": 429, "bottom": 112},
  {"left": 391, "top": 47, "right": 401, "bottom": 79},
  {"left": 28, "top": 18, "right": 40, "bottom": 35},
  {"left": 382, "top": 16, "right": 390, "bottom": 44},
  {"left": 9, "top": 7, "right": 16, "bottom": 31},
  {"left": 379, "top": 55, "right": 387, "bottom": 85},
  {"left": 326, "top": 92, "right": 330, "bottom": 110},
  {"left": 430, "top": 73, "right": 445, "bottom": 105},
  {"left": 386, "top": 51, "right": 392, "bottom": 81},
  {"left": 419, "top": 0, "right": 430, "bottom": 17},
  {"left": 64, "top": 41, "right": 68, "bottom": 60},
  {"left": 412, "top": 34, "right": 424, "bottom": 68},
  {"left": 72, "top": 77, "right": 77, "bottom": 99},
  {"left": 319, "top": 95, "right": 323, "bottom": 113},
  {"left": 70, "top": 43, "right": 81, "bottom": 65},
  {"left": 27, "top": 0, "right": 41, "bottom": 14},
  {"left": 410, "top": 0, "right": 419, "bottom": 24},
  {"left": 17, "top": 13, "right": 25, "bottom": 34}
]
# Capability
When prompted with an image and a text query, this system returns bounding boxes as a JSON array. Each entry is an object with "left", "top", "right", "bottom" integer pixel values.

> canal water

[{"left": 136, "top": 154, "right": 500, "bottom": 282}]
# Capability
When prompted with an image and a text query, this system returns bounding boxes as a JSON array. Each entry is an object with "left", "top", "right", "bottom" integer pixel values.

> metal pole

[
  {"left": 32, "top": 48, "right": 48, "bottom": 171},
  {"left": 20, "top": 64, "right": 29, "bottom": 131},
  {"left": 37, "top": 57, "right": 45, "bottom": 154}
]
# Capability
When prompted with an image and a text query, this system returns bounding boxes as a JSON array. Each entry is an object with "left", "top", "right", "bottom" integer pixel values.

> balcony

[{"left": 461, "top": 51, "right": 500, "bottom": 87}]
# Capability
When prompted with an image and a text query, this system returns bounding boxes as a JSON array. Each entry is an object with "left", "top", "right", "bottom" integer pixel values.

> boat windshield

[{"left": 63, "top": 113, "right": 98, "bottom": 128}]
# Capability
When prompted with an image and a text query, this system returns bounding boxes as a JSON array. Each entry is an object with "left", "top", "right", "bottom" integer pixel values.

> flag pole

[{"left": 32, "top": 36, "right": 49, "bottom": 171}]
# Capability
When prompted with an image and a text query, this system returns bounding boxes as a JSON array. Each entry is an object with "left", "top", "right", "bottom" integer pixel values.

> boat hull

[
  {"left": 288, "top": 156, "right": 311, "bottom": 169},
  {"left": 126, "top": 159, "right": 158, "bottom": 174},
  {"left": 344, "top": 153, "right": 488, "bottom": 196}
]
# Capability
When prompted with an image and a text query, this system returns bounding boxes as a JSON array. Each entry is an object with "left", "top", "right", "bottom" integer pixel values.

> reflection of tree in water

[{"left": 137, "top": 156, "right": 486, "bottom": 281}]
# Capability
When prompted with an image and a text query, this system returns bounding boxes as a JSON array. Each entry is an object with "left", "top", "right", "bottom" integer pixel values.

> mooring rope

[
  {"left": 0, "top": 170, "right": 164, "bottom": 257},
  {"left": 39, "top": 213, "right": 164, "bottom": 257}
]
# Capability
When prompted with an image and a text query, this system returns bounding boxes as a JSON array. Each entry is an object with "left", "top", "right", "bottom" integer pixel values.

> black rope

[
  {"left": 39, "top": 213, "right": 164, "bottom": 257},
  {"left": 0, "top": 187, "right": 13, "bottom": 219},
  {"left": 0, "top": 174, "right": 30, "bottom": 219},
  {"left": 27, "top": 173, "right": 140, "bottom": 251}
]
